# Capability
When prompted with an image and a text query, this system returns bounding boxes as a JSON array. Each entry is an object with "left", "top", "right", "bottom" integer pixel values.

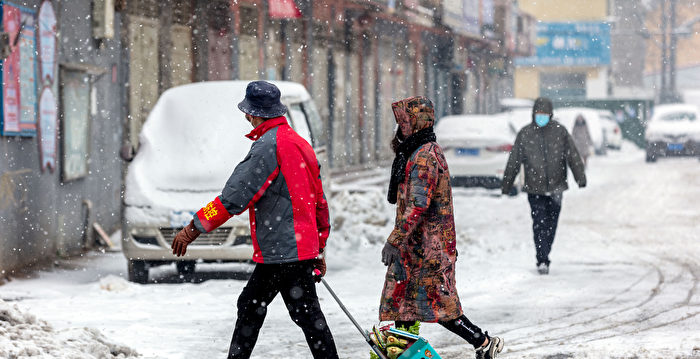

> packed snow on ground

[
  {"left": 1, "top": 142, "right": 699, "bottom": 359},
  {"left": 0, "top": 298, "right": 137, "bottom": 358}
]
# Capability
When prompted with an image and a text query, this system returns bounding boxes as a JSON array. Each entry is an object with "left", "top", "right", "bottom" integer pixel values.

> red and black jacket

[{"left": 192, "top": 117, "right": 330, "bottom": 264}]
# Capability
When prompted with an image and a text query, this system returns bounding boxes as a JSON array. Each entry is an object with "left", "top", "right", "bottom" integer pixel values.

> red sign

[
  {"left": 2, "top": 5, "right": 21, "bottom": 135},
  {"left": 269, "top": 0, "right": 301, "bottom": 19}
]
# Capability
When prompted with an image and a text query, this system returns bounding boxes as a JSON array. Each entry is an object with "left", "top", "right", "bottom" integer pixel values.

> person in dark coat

[
  {"left": 381, "top": 96, "right": 504, "bottom": 359},
  {"left": 170, "top": 81, "right": 338, "bottom": 359},
  {"left": 572, "top": 114, "right": 594, "bottom": 166},
  {"left": 501, "top": 97, "right": 586, "bottom": 275}
]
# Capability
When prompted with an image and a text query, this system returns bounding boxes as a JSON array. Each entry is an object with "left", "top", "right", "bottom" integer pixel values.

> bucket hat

[{"left": 237, "top": 81, "right": 287, "bottom": 118}]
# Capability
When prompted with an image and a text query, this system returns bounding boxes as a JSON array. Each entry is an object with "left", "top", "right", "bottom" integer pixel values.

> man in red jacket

[{"left": 171, "top": 81, "right": 338, "bottom": 359}]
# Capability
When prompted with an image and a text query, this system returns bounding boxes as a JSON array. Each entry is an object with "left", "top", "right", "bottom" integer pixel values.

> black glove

[{"left": 381, "top": 242, "right": 400, "bottom": 266}]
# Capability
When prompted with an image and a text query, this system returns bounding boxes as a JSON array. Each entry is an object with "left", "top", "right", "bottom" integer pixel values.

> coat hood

[
  {"left": 532, "top": 97, "right": 554, "bottom": 123},
  {"left": 392, "top": 96, "right": 435, "bottom": 134}
]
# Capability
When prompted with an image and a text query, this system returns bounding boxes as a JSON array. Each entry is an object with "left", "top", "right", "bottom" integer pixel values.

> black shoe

[
  {"left": 475, "top": 335, "right": 504, "bottom": 359},
  {"left": 537, "top": 263, "right": 549, "bottom": 275}
]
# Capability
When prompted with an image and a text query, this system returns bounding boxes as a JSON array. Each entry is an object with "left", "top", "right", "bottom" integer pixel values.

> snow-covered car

[
  {"left": 597, "top": 109, "right": 623, "bottom": 150},
  {"left": 501, "top": 108, "right": 532, "bottom": 132},
  {"left": 121, "top": 81, "right": 328, "bottom": 283},
  {"left": 435, "top": 114, "right": 520, "bottom": 192},
  {"left": 644, "top": 103, "right": 700, "bottom": 162},
  {"left": 554, "top": 107, "right": 607, "bottom": 155},
  {"left": 499, "top": 98, "right": 534, "bottom": 112}
]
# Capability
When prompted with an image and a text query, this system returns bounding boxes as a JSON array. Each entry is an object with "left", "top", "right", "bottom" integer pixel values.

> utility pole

[
  {"left": 669, "top": 0, "right": 678, "bottom": 102},
  {"left": 660, "top": 0, "right": 668, "bottom": 102}
]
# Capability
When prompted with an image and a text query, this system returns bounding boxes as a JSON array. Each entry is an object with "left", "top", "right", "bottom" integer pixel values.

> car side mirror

[{"left": 120, "top": 144, "right": 136, "bottom": 162}]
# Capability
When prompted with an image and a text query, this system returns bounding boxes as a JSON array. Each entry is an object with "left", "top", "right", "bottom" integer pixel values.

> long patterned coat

[{"left": 379, "top": 97, "right": 463, "bottom": 323}]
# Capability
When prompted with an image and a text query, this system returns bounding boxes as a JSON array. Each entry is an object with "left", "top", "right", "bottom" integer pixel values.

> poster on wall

[
  {"left": 19, "top": 8, "right": 39, "bottom": 136},
  {"left": 61, "top": 69, "right": 91, "bottom": 181},
  {"left": 38, "top": 0, "right": 57, "bottom": 84},
  {"left": 1, "top": 5, "right": 21, "bottom": 135},
  {"left": 39, "top": 87, "right": 57, "bottom": 172},
  {"left": 1, "top": 4, "right": 38, "bottom": 137}
]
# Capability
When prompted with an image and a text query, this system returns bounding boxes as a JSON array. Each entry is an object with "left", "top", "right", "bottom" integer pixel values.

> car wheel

[
  {"left": 128, "top": 260, "right": 148, "bottom": 284},
  {"left": 176, "top": 261, "right": 196, "bottom": 276},
  {"left": 645, "top": 148, "right": 657, "bottom": 163}
]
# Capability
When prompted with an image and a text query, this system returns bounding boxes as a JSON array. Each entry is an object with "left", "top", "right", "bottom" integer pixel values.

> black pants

[
  {"left": 396, "top": 315, "right": 487, "bottom": 349},
  {"left": 228, "top": 261, "right": 338, "bottom": 359},
  {"left": 528, "top": 193, "right": 563, "bottom": 266}
]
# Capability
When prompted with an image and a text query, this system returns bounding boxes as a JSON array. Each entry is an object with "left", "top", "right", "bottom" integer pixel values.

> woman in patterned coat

[{"left": 379, "top": 96, "right": 504, "bottom": 359}]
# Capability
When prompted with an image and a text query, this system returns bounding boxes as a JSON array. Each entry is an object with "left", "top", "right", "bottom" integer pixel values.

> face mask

[{"left": 535, "top": 113, "right": 550, "bottom": 127}]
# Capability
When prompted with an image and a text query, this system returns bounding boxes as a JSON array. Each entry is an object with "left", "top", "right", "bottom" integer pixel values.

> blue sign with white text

[{"left": 515, "top": 22, "right": 611, "bottom": 67}]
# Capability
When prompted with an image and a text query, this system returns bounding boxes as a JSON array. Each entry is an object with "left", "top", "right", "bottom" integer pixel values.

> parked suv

[{"left": 121, "top": 81, "right": 328, "bottom": 283}]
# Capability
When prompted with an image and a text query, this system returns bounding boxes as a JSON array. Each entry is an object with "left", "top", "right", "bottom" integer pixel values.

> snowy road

[{"left": 2, "top": 144, "right": 699, "bottom": 358}]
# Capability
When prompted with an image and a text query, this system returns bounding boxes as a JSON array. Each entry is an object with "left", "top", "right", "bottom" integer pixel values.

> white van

[{"left": 121, "top": 81, "right": 328, "bottom": 283}]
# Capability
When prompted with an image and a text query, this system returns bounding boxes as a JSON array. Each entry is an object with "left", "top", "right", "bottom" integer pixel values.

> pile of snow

[
  {"left": 99, "top": 275, "right": 131, "bottom": 293},
  {"left": 326, "top": 187, "right": 488, "bottom": 253},
  {"left": 328, "top": 189, "right": 394, "bottom": 248},
  {"left": 0, "top": 299, "right": 138, "bottom": 358}
]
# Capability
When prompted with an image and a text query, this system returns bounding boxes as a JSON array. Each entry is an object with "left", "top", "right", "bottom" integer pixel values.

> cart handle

[{"left": 314, "top": 270, "right": 389, "bottom": 359}]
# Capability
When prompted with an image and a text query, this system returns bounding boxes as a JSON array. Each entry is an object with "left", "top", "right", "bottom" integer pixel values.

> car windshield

[
  {"left": 302, "top": 100, "right": 326, "bottom": 147},
  {"left": 659, "top": 112, "right": 697, "bottom": 122}
]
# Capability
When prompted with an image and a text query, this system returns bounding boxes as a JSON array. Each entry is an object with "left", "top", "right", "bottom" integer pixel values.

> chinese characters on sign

[
  {"left": 18, "top": 10, "right": 39, "bottom": 136},
  {"left": 515, "top": 22, "right": 611, "bottom": 67},
  {"left": 38, "top": 0, "right": 58, "bottom": 172},
  {"left": 2, "top": 5, "right": 22, "bottom": 135},
  {"left": 38, "top": 0, "right": 57, "bottom": 83},
  {"left": 1, "top": 4, "right": 38, "bottom": 137}
]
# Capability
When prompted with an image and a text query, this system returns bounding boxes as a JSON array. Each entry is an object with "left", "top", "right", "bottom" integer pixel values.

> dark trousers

[
  {"left": 228, "top": 261, "right": 338, "bottom": 359},
  {"left": 527, "top": 193, "right": 563, "bottom": 266},
  {"left": 396, "top": 314, "right": 486, "bottom": 348}
]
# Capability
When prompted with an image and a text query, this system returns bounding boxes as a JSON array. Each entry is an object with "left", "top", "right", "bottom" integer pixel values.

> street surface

[{"left": 2, "top": 144, "right": 699, "bottom": 358}]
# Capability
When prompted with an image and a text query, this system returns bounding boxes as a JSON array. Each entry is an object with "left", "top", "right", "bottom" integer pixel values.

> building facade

[
  {"left": 1, "top": 0, "right": 125, "bottom": 274},
  {"left": 643, "top": 0, "right": 700, "bottom": 102},
  {"left": 122, "top": 0, "right": 533, "bottom": 170},
  {"left": 513, "top": 0, "right": 611, "bottom": 101}
]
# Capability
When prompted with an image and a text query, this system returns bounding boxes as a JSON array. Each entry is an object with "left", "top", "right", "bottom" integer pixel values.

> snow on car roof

[
  {"left": 435, "top": 114, "right": 514, "bottom": 144},
  {"left": 499, "top": 97, "right": 534, "bottom": 109},
  {"left": 651, "top": 103, "right": 700, "bottom": 121}
]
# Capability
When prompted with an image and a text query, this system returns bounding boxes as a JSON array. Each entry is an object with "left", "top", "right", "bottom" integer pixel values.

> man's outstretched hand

[{"left": 171, "top": 220, "right": 201, "bottom": 257}]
